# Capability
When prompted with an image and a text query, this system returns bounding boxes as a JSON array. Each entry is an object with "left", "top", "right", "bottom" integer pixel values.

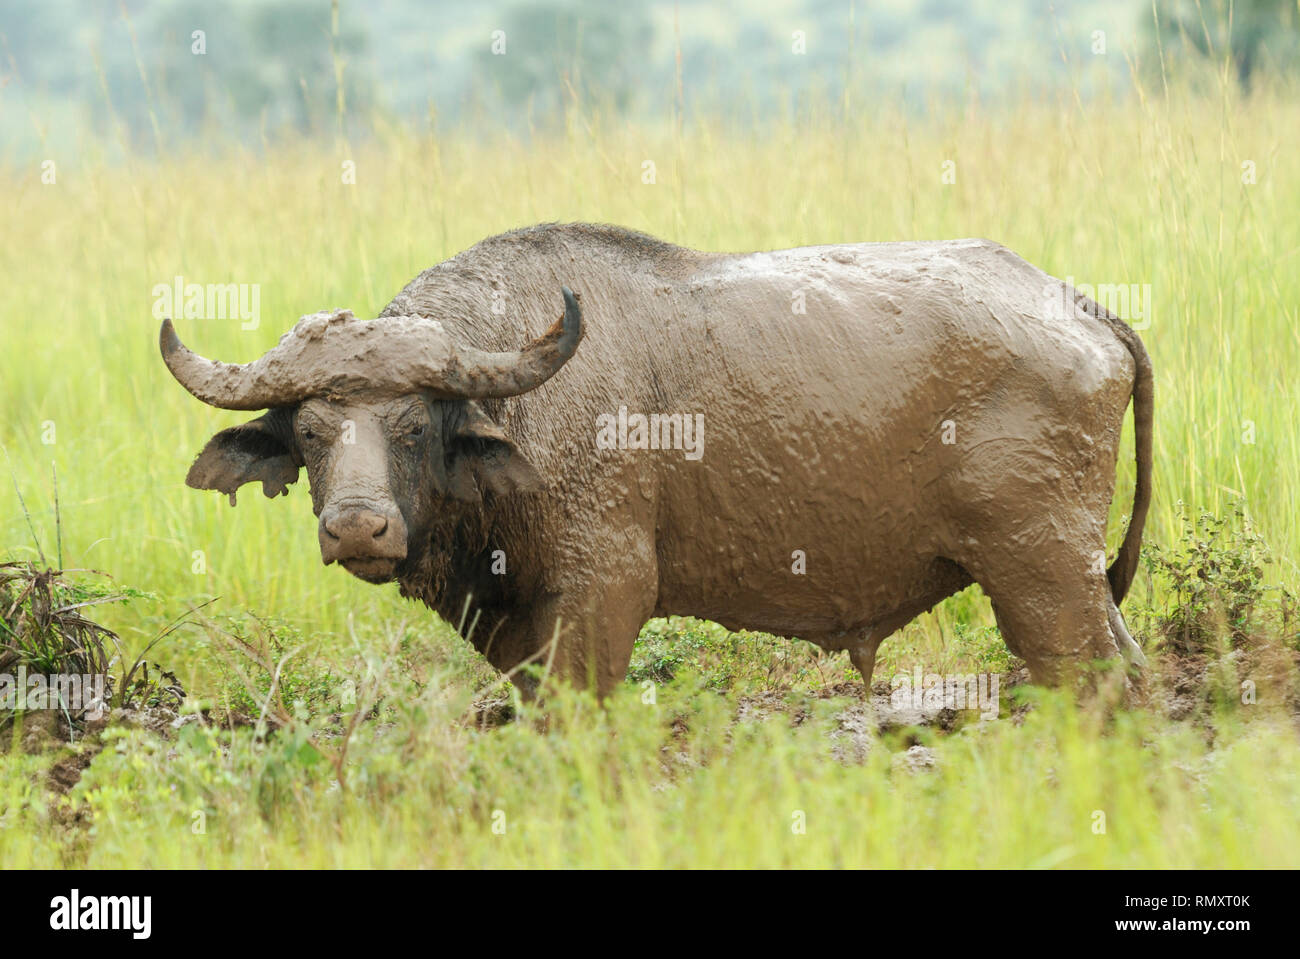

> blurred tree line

[
  {"left": 1149, "top": 0, "right": 1299, "bottom": 89},
  {"left": 0, "top": 0, "right": 1296, "bottom": 157}
]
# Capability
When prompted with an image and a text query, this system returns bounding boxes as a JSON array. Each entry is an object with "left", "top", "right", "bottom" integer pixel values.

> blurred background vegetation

[{"left": 3, "top": 0, "right": 1298, "bottom": 160}]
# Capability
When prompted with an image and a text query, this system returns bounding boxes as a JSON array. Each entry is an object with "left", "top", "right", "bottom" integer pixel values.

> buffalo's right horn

[{"left": 159, "top": 287, "right": 584, "bottom": 410}]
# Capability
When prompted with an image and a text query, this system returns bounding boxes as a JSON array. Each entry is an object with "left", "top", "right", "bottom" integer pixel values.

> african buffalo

[{"left": 160, "top": 223, "right": 1152, "bottom": 697}]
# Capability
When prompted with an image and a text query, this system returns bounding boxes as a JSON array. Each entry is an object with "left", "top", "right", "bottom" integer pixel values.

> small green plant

[
  {"left": 203, "top": 614, "right": 361, "bottom": 727},
  {"left": 627, "top": 618, "right": 713, "bottom": 684},
  {"left": 0, "top": 562, "right": 192, "bottom": 736},
  {"left": 0, "top": 563, "right": 118, "bottom": 681},
  {"left": 1141, "top": 500, "right": 1295, "bottom": 657},
  {"left": 628, "top": 617, "right": 852, "bottom": 692}
]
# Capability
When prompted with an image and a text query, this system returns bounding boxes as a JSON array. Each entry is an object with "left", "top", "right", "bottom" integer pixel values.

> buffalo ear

[
  {"left": 446, "top": 401, "right": 545, "bottom": 502},
  {"left": 186, "top": 409, "right": 301, "bottom": 505}
]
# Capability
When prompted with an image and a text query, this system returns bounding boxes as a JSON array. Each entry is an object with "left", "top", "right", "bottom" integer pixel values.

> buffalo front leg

[
  {"left": 527, "top": 524, "right": 660, "bottom": 699},
  {"left": 528, "top": 580, "right": 657, "bottom": 699}
]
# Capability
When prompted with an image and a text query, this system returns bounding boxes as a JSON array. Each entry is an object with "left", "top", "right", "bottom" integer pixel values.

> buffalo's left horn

[{"left": 434, "top": 286, "right": 584, "bottom": 398}]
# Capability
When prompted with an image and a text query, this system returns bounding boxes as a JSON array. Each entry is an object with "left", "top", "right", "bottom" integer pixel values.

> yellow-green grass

[
  {"left": 3, "top": 682, "right": 1299, "bottom": 868},
  {"left": 1, "top": 76, "right": 1298, "bottom": 867}
]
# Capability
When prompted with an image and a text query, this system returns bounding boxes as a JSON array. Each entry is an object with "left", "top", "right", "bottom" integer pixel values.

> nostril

[{"left": 323, "top": 510, "right": 392, "bottom": 542}]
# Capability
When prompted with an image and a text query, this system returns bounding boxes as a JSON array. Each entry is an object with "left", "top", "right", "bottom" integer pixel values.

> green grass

[
  {"left": 2, "top": 69, "right": 1299, "bottom": 867},
  {"left": 5, "top": 676, "right": 1299, "bottom": 868}
]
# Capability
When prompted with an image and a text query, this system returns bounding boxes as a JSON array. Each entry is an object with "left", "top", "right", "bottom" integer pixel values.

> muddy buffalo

[{"left": 160, "top": 223, "right": 1152, "bottom": 697}]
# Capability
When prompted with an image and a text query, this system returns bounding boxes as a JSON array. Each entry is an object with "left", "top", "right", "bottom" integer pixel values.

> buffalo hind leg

[
  {"left": 964, "top": 541, "right": 1121, "bottom": 685},
  {"left": 989, "top": 596, "right": 1113, "bottom": 685}
]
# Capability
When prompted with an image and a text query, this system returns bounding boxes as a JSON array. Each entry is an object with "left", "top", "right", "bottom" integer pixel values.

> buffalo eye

[{"left": 296, "top": 414, "right": 325, "bottom": 442}]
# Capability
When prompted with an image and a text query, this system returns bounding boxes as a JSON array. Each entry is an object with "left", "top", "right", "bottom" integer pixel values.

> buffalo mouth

[{"left": 338, "top": 556, "right": 401, "bottom": 583}]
